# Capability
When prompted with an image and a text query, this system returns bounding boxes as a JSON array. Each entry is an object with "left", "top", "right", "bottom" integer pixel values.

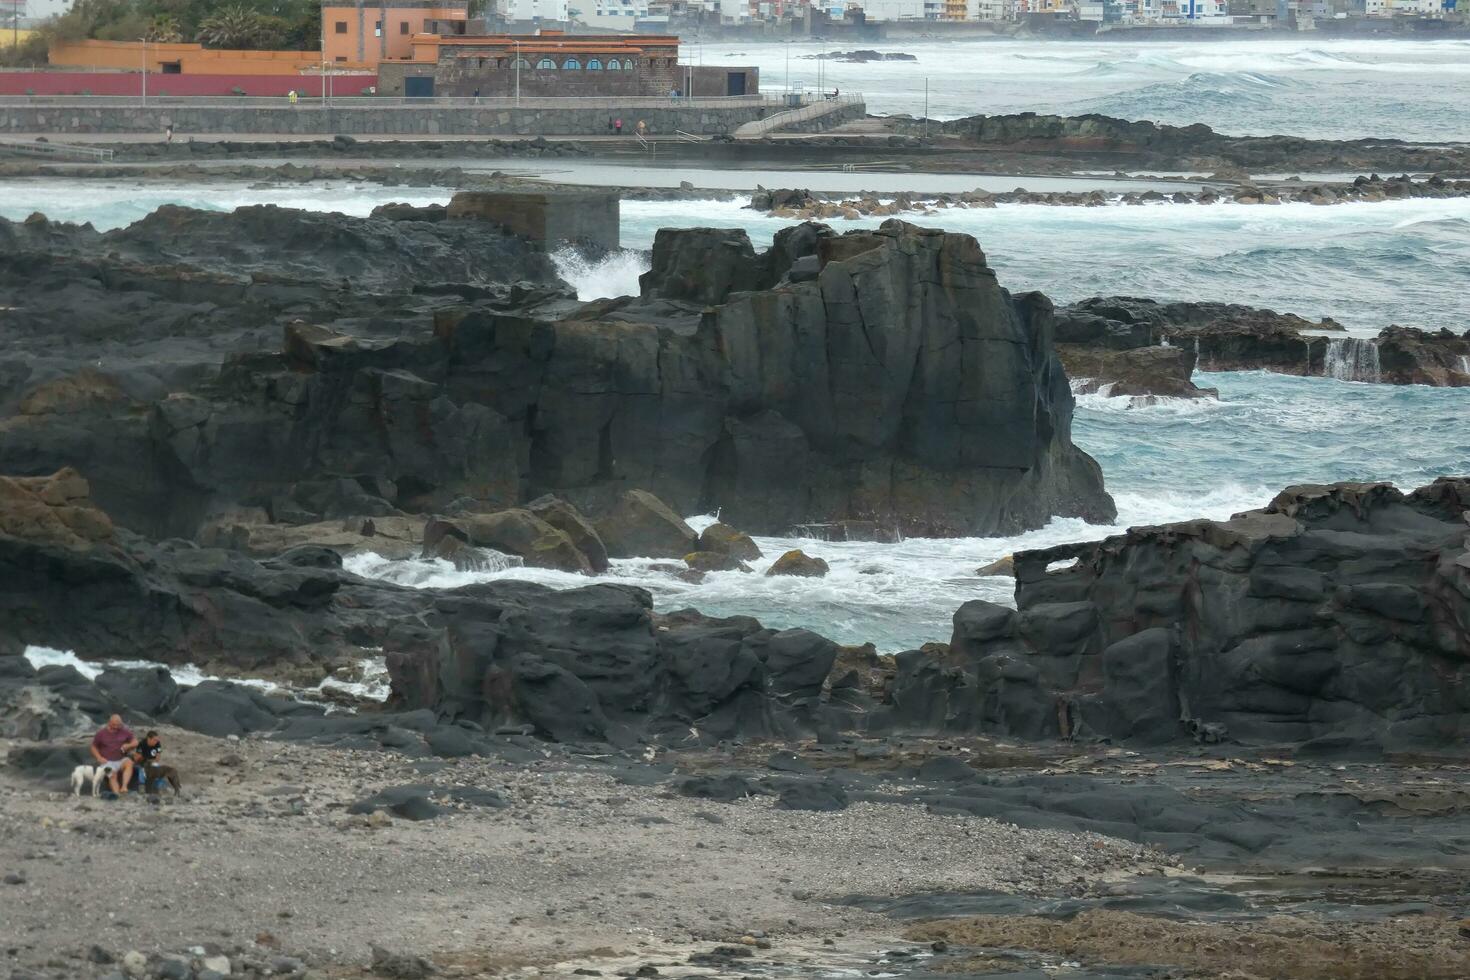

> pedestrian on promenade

[
  {"left": 164, "top": 124, "right": 173, "bottom": 144},
  {"left": 614, "top": 117, "right": 623, "bottom": 135}
]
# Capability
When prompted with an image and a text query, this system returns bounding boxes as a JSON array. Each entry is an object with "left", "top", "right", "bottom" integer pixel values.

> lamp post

[
  {"left": 321, "top": 34, "right": 326, "bottom": 102},
  {"left": 515, "top": 38, "right": 521, "bottom": 105},
  {"left": 140, "top": 37, "right": 147, "bottom": 107}
]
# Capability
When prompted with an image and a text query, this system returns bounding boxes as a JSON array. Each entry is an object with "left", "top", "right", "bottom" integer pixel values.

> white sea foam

[
  {"left": 551, "top": 247, "right": 651, "bottom": 301},
  {"left": 21, "top": 646, "right": 390, "bottom": 702}
]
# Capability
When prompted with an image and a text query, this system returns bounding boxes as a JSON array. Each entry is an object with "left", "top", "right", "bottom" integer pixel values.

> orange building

[
  {"left": 377, "top": 31, "right": 686, "bottom": 97},
  {"left": 48, "top": 39, "right": 370, "bottom": 74},
  {"left": 321, "top": 0, "right": 469, "bottom": 65}
]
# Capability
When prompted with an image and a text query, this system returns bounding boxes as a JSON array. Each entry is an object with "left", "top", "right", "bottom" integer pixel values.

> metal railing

[
  {"left": 0, "top": 135, "right": 115, "bottom": 160},
  {"left": 733, "top": 93, "right": 865, "bottom": 140}
]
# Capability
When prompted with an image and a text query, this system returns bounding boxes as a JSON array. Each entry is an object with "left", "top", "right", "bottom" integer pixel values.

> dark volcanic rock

[
  {"left": 595, "top": 490, "right": 699, "bottom": 559},
  {"left": 697, "top": 523, "right": 762, "bottom": 561},
  {"left": 1058, "top": 345, "right": 1218, "bottom": 402},
  {"left": 1375, "top": 326, "right": 1470, "bottom": 387},
  {"left": 1055, "top": 296, "right": 1344, "bottom": 376},
  {"left": 766, "top": 550, "right": 830, "bottom": 578},
  {"left": 1057, "top": 297, "right": 1469, "bottom": 388},
  {"left": 924, "top": 111, "right": 1470, "bottom": 174},
  {"left": 3, "top": 210, "right": 1111, "bottom": 540},
  {"left": 893, "top": 479, "right": 1470, "bottom": 749},
  {"left": 526, "top": 495, "right": 610, "bottom": 572}
]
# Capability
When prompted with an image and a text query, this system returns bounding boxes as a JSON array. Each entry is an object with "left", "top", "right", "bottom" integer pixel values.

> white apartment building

[
  {"left": 972, "top": 0, "right": 1014, "bottom": 17},
  {"left": 1390, "top": 0, "right": 1441, "bottom": 13},
  {"left": 718, "top": 0, "right": 750, "bottom": 20},
  {"left": 850, "top": 0, "right": 930, "bottom": 18},
  {"left": 500, "top": 0, "right": 571, "bottom": 22},
  {"left": 572, "top": 0, "right": 648, "bottom": 27}
]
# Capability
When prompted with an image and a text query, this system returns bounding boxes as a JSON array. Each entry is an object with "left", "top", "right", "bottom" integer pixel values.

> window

[
  {"left": 399, "top": 21, "right": 409, "bottom": 33},
  {"left": 536, "top": 57, "right": 556, "bottom": 68},
  {"left": 374, "top": 20, "right": 382, "bottom": 36},
  {"left": 335, "top": 55, "right": 347, "bottom": 61},
  {"left": 625, "top": 59, "right": 635, "bottom": 69},
  {"left": 587, "top": 58, "right": 602, "bottom": 69},
  {"left": 606, "top": 58, "right": 620, "bottom": 69},
  {"left": 563, "top": 58, "right": 581, "bottom": 69},
  {"left": 334, "top": 20, "right": 347, "bottom": 32},
  {"left": 514, "top": 57, "right": 531, "bottom": 68}
]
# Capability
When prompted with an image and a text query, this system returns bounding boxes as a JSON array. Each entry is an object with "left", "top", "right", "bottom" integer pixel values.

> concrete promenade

[{"left": 0, "top": 95, "right": 826, "bottom": 138}]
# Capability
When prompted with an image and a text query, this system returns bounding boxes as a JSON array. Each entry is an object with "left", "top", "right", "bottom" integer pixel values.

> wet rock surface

[
  {"left": 1055, "top": 295, "right": 1470, "bottom": 390},
  {"left": 2, "top": 207, "right": 1111, "bottom": 540},
  {"left": 898, "top": 479, "right": 1470, "bottom": 750}
]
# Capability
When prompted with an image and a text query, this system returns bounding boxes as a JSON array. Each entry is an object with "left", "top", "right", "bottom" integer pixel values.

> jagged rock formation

[
  {"left": 2, "top": 207, "right": 1113, "bottom": 539},
  {"left": 892, "top": 480, "right": 1470, "bottom": 750},
  {"left": 1058, "top": 346, "right": 1218, "bottom": 403},
  {"left": 1055, "top": 297, "right": 1470, "bottom": 389},
  {"left": 0, "top": 470, "right": 841, "bottom": 745},
  {"left": 7, "top": 471, "right": 1470, "bottom": 753},
  {"left": 1376, "top": 326, "right": 1470, "bottom": 387}
]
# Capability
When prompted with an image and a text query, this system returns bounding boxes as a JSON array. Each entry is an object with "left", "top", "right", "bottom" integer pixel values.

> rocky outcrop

[
  {"left": 1376, "top": 326, "right": 1470, "bottom": 387},
  {"left": 1058, "top": 345, "right": 1218, "bottom": 403},
  {"left": 0, "top": 471, "right": 843, "bottom": 745},
  {"left": 527, "top": 495, "right": 610, "bottom": 573},
  {"left": 595, "top": 490, "right": 699, "bottom": 559},
  {"left": 442, "top": 509, "right": 593, "bottom": 573},
  {"left": 766, "top": 550, "right": 830, "bottom": 578},
  {"left": 697, "top": 523, "right": 762, "bottom": 561},
  {"left": 2, "top": 209, "right": 1111, "bottom": 540},
  {"left": 892, "top": 479, "right": 1470, "bottom": 750},
  {"left": 1056, "top": 298, "right": 1470, "bottom": 389},
  {"left": 1055, "top": 296, "right": 1344, "bottom": 377},
  {"left": 916, "top": 112, "right": 1470, "bottom": 175}
]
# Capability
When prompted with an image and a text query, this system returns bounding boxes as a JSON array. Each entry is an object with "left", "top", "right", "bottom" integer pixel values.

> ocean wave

[
  {"left": 21, "top": 645, "right": 392, "bottom": 702},
  {"left": 1073, "top": 388, "right": 1226, "bottom": 415},
  {"left": 551, "top": 247, "right": 651, "bottom": 301}
]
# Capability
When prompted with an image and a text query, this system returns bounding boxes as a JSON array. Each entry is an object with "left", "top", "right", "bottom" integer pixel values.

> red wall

[{"left": 0, "top": 72, "right": 377, "bottom": 97}]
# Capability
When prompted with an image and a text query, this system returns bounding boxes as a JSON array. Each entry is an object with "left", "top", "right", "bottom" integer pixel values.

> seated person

[
  {"left": 133, "top": 731, "right": 164, "bottom": 789},
  {"left": 90, "top": 715, "right": 138, "bottom": 797}
]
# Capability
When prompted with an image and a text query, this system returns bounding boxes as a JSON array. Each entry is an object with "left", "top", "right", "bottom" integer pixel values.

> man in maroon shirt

[{"left": 91, "top": 715, "right": 138, "bottom": 796}]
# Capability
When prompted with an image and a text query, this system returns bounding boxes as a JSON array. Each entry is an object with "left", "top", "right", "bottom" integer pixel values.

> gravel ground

[{"left": 0, "top": 726, "right": 1154, "bottom": 979}]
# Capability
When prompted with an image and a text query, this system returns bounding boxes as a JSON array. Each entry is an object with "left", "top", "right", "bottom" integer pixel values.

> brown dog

[{"left": 143, "top": 763, "right": 181, "bottom": 796}]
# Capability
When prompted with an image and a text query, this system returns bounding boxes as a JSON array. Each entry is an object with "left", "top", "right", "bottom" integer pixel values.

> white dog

[{"left": 70, "top": 764, "right": 107, "bottom": 797}]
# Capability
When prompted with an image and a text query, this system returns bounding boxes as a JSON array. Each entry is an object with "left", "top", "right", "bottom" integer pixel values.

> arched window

[
  {"left": 606, "top": 58, "right": 620, "bottom": 70},
  {"left": 625, "top": 59, "right": 636, "bottom": 70},
  {"left": 587, "top": 58, "right": 602, "bottom": 70},
  {"left": 515, "top": 58, "right": 531, "bottom": 69},
  {"left": 536, "top": 57, "right": 555, "bottom": 69},
  {"left": 562, "top": 58, "right": 581, "bottom": 69}
]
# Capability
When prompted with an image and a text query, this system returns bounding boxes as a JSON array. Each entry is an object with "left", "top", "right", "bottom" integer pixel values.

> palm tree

[
  {"left": 195, "top": 5, "right": 281, "bottom": 48},
  {"left": 145, "top": 15, "right": 184, "bottom": 42}
]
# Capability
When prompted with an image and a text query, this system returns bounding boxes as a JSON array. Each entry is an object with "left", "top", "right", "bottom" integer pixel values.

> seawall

[{"left": 0, "top": 101, "right": 774, "bottom": 136}]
